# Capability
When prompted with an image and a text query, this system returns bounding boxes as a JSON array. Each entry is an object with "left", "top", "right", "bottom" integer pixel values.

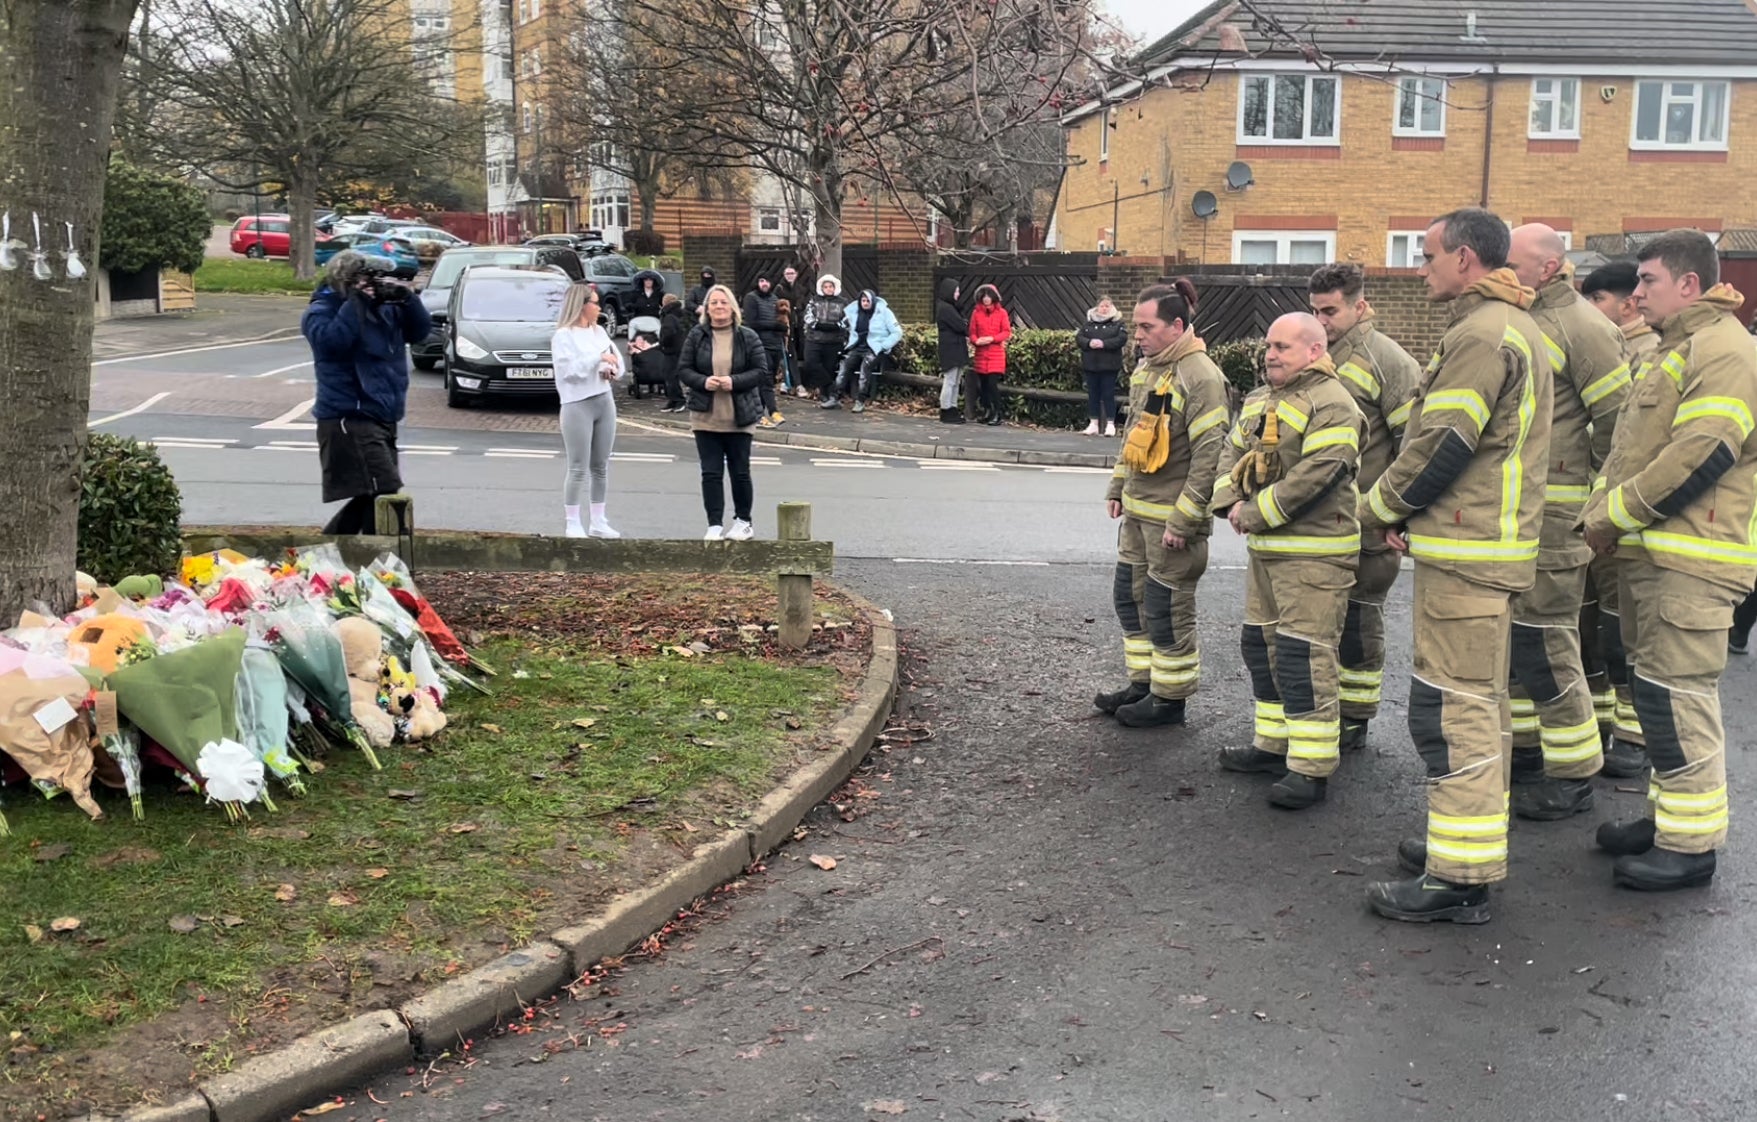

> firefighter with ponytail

[{"left": 1095, "top": 279, "right": 1232, "bottom": 728}]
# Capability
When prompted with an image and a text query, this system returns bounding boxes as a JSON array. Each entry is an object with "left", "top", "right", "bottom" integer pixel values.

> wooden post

[
  {"left": 776, "top": 501, "right": 813, "bottom": 650},
  {"left": 373, "top": 494, "right": 415, "bottom": 566}
]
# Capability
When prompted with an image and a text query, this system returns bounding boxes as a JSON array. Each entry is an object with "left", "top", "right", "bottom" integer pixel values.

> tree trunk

[
  {"left": 288, "top": 167, "right": 318, "bottom": 280},
  {"left": 810, "top": 145, "right": 845, "bottom": 280},
  {"left": 0, "top": 1, "right": 141, "bottom": 621}
]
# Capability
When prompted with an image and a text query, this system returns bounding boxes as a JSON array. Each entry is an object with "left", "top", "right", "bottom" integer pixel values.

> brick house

[{"left": 1053, "top": 0, "right": 1757, "bottom": 266}]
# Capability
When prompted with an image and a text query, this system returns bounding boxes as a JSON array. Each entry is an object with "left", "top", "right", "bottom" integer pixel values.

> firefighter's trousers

[
  {"left": 1579, "top": 562, "right": 1616, "bottom": 733},
  {"left": 1339, "top": 547, "right": 1400, "bottom": 723},
  {"left": 1508, "top": 561, "right": 1602, "bottom": 779},
  {"left": 1603, "top": 557, "right": 1645, "bottom": 748},
  {"left": 1622, "top": 560, "right": 1734, "bottom": 853},
  {"left": 1409, "top": 565, "right": 1514, "bottom": 885},
  {"left": 1115, "top": 516, "right": 1208, "bottom": 700},
  {"left": 1242, "top": 554, "right": 1353, "bottom": 777}
]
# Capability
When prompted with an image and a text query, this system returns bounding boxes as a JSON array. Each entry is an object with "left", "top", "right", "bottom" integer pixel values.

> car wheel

[
  {"left": 599, "top": 301, "right": 619, "bottom": 334},
  {"left": 245, "top": 243, "right": 266, "bottom": 259},
  {"left": 413, "top": 356, "right": 439, "bottom": 371}
]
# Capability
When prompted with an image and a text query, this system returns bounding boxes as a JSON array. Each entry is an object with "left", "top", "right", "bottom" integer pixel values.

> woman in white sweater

[{"left": 551, "top": 283, "right": 626, "bottom": 538}]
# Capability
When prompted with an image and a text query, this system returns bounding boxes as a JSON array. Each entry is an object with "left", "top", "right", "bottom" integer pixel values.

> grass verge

[{"left": 193, "top": 258, "right": 315, "bottom": 295}]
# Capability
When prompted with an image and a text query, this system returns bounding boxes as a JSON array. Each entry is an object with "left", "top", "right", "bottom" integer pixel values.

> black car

[
  {"left": 443, "top": 267, "right": 575, "bottom": 407},
  {"left": 413, "top": 244, "right": 584, "bottom": 370},
  {"left": 580, "top": 253, "right": 642, "bottom": 332}
]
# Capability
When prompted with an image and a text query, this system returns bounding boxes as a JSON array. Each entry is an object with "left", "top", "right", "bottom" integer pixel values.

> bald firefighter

[
  {"left": 1096, "top": 279, "right": 1231, "bottom": 729},
  {"left": 1307, "top": 263, "right": 1421, "bottom": 752},
  {"left": 1501, "top": 224, "right": 1631, "bottom": 821},
  {"left": 1211, "top": 313, "right": 1366, "bottom": 809},
  {"left": 1359, "top": 208, "right": 1552, "bottom": 924},
  {"left": 1583, "top": 229, "right": 1757, "bottom": 891}
]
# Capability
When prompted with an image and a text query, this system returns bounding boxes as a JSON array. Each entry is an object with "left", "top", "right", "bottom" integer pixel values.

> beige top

[{"left": 692, "top": 325, "right": 748, "bottom": 433}]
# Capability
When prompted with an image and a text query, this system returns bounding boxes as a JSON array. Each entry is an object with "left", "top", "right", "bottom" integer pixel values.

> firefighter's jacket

[
  {"left": 1212, "top": 355, "right": 1365, "bottom": 567},
  {"left": 1327, "top": 313, "right": 1420, "bottom": 493},
  {"left": 1583, "top": 286, "right": 1757, "bottom": 594},
  {"left": 1106, "top": 332, "right": 1231, "bottom": 538},
  {"left": 1359, "top": 268, "right": 1554, "bottom": 593}
]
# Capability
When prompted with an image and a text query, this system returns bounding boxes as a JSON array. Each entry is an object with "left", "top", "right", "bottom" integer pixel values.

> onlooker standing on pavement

[
  {"left": 968, "top": 284, "right": 1012, "bottom": 426},
  {"left": 628, "top": 269, "right": 666, "bottom": 321},
  {"left": 742, "top": 275, "right": 786, "bottom": 427},
  {"left": 654, "top": 292, "right": 688, "bottom": 412},
  {"left": 776, "top": 264, "right": 806, "bottom": 384},
  {"left": 551, "top": 283, "right": 625, "bottom": 539},
  {"left": 802, "top": 274, "right": 849, "bottom": 399},
  {"left": 1076, "top": 296, "right": 1127, "bottom": 436},
  {"left": 826, "top": 288, "right": 902, "bottom": 413},
  {"left": 776, "top": 298, "right": 796, "bottom": 392},
  {"left": 303, "top": 250, "right": 430, "bottom": 535},
  {"left": 935, "top": 278, "right": 968, "bottom": 425},
  {"left": 677, "top": 284, "right": 767, "bottom": 541},
  {"left": 684, "top": 267, "right": 716, "bottom": 322}
]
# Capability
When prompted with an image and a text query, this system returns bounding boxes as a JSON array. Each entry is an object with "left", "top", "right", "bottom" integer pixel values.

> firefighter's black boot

[
  {"left": 1094, "top": 681, "right": 1149, "bottom": 716},
  {"left": 1614, "top": 847, "right": 1716, "bottom": 891},
  {"left": 1339, "top": 720, "right": 1369, "bottom": 752},
  {"left": 1510, "top": 747, "right": 1545, "bottom": 784},
  {"left": 1217, "top": 745, "right": 1284, "bottom": 774},
  {"left": 1366, "top": 873, "right": 1490, "bottom": 924},
  {"left": 1269, "top": 771, "right": 1326, "bottom": 809},
  {"left": 1396, "top": 837, "right": 1426, "bottom": 875},
  {"left": 1512, "top": 777, "right": 1595, "bottom": 821},
  {"left": 1601, "top": 737, "right": 1649, "bottom": 778},
  {"left": 1114, "top": 693, "right": 1186, "bottom": 729},
  {"left": 1595, "top": 817, "right": 1657, "bottom": 856}
]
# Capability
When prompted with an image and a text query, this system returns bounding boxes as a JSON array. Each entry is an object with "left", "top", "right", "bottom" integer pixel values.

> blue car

[{"left": 313, "top": 231, "right": 421, "bottom": 279}]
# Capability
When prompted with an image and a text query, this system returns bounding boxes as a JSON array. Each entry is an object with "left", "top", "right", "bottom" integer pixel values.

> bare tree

[
  {"left": 0, "top": 0, "right": 141, "bottom": 620},
  {"left": 137, "top": 0, "right": 483, "bottom": 278}
]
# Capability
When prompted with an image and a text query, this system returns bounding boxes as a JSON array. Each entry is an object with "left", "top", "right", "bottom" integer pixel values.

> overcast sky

[{"left": 1101, "top": 0, "right": 1211, "bottom": 49}]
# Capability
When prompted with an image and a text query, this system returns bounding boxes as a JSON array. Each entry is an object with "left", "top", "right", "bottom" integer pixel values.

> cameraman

[{"left": 301, "top": 250, "right": 431, "bottom": 534}]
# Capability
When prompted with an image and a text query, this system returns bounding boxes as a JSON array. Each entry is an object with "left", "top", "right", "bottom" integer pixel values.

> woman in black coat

[
  {"left": 934, "top": 278, "right": 968, "bottom": 424},
  {"left": 675, "top": 284, "right": 770, "bottom": 539},
  {"left": 628, "top": 269, "right": 666, "bottom": 320},
  {"left": 1075, "top": 296, "right": 1128, "bottom": 436}
]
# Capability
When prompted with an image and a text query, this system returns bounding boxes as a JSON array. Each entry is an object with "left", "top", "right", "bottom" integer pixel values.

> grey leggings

[
  {"left": 561, "top": 393, "right": 616, "bottom": 505},
  {"left": 939, "top": 366, "right": 963, "bottom": 409}
]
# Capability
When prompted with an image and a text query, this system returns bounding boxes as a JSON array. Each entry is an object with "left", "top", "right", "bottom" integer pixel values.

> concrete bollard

[{"left": 776, "top": 502, "right": 813, "bottom": 650}]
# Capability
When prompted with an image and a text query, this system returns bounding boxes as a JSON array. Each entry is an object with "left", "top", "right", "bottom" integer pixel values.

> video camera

[{"left": 357, "top": 265, "right": 412, "bottom": 302}]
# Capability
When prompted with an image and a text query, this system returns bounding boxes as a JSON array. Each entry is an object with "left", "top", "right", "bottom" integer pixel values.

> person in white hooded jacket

[
  {"left": 801, "top": 273, "right": 849, "bottom": 398},
  {"left": 551, "top": 283, "right": 627, "bottom": 538}
]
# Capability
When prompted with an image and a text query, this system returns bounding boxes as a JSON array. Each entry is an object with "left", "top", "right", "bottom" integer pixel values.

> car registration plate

[{"left": 506, "top": 367, "right": 553, "bottom": 380}]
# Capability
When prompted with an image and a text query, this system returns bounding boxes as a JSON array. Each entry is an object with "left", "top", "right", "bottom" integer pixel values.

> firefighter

[
  {"left": 1307, "top": 263, "right": 1420, "bottom": 753},
  {"left": 1211, "top": 313, "right": 1366, "bottom": 809},
  {"left": 1502, "top": 224, "right": 1631, "bottom": 821},
  {"left": 1096, "top": 279, "right": 1231, "bottom": 729},
  {"left": 1358, "top": 208, "right": 1552, "bottom": 924},
  {"left": 1582, "top": 229, "right": 1757, "bottom": 892},
  {"left": 1579, "top": 259, "right": 1665, "bottom": 773}
]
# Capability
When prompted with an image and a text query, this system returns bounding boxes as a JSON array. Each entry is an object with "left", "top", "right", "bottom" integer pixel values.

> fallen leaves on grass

[
  {"left": 49, "top": 917, "right": 80, "bottom": 933},
  {"left": 448, "top": 822, "right": 479, "bottom": 835},
  {"left": 571, "top": 717, "right": 597, "bottom": 729},
  {"left": 326, "top": 892, "right": 358, "bottom": 908},
  {"left": 22, "top": 925, "right": 43, "bottom": 944},
  {"left": 274, "top": 884, "right": 298, "bottom": 903},
  {"left": 366, "top": 868, "right": 389, "bottom": 879},
  {"left": 168, "top": 916, "right": 201, "bottom": 934},
  {"left": 32, "top": 843, "right": 72, "bottom": 863},
  {"left": 808, "top": 855, "right": 837, "bottom": 871}
]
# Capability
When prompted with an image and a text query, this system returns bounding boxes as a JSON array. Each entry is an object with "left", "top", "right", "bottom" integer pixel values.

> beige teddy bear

[{"left": 333, "top": 617, "right": 396, "bottom": 749}]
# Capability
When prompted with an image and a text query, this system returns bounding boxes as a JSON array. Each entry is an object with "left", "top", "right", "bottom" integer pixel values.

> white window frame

[
  {"left": 1237, "top": 73, "right": 1341, "bottom": 145},
  {"left": 1386, "top": 230, "right": 1427, "bottom": 268},
  {"left": 591, "top": 191, "right": 630, "bottom": 231},
  {"left": 756, "top": 207, "right": 783, "bottom": 233},
  {"left": 1232, "top": 230, "right": 1336, "bottom": 266},
  {"left": 1099, "top": 111, "right": 1110, "bottom": 163},
  {"left": 1528, "top": 77, "right": 1581, "bottom": 139},
  {"left": 1631, "top": 79, "right": 1730, "bottom": 151},
  {"left": 1394, "top": 75, "right": 1447, "bottom": 137}
]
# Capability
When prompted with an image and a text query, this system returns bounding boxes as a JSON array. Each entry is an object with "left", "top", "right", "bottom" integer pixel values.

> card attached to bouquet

[
  {"left": 33, "top": 695, "right": 78, "bottom": 735},
  {"left": 93, "top": 691, "right": 120, "bottom": 737}
]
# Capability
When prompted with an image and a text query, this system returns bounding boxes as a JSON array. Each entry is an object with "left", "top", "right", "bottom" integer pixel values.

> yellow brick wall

[{"left": 1058, "top": 71, "right": 1757, "bottom": 266}]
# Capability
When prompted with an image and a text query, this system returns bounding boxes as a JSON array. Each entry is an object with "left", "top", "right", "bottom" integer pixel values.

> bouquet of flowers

[
  {"left": 263, "top": 602, "right": 379, "bottom": 769},
  {"left": 0, "top": 647, "right": 103, "bottom": 821},
  {"left": 236, "top": 645, "right": 306, "bottom": 797}
]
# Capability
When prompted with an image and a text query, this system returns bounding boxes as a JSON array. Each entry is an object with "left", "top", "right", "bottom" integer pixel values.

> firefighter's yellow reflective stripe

[
  {"left": 1655, "top": 784, "right": 1729, "bottom": 835},
  {"left": 1256, "top": 487, "right": 1288, "bottom": 528},
  {"left": 1546, "top": 484, "right": 1592, "bottom": 504},
  {"left": 1387, "top": 399, "right": 1413, "bottom": 428},
  {"left": 1510, "top": 711, "right": 1540, "bottom": 735},
  {"left": 1166, "top": 386, "right": 1186, "bottom": 413},
  {"left": 1503, "top": 325, "right": 1535, "bottom": 367},
  {"left": 1632, "top": 358, "right": 1655, "bottom": 383},
  {"left": 1502, "top": 355, "right": 1539, "bottom": 543},
  {"left": 1428, "top": 809, "right": 1509, "bottom": 865},
  {"left": 1274, "top": 401, "right": 1310, "bottom": 433},
  {"left": 1407, "top": 535, "right": 1539, "bottom": 562},
  {"left": 1240, "top": 400, "right": 1266, "bottom": 421},
  {"left": 1189, "top": 406, "right": 1229, "bottom": 438},
  {"left": 1607, "top": 486, "right": 1646, "bottom": 531},
  {"left": 1591, "top": 475, "right": 1607, "bottom": 494},
  {"left": 1592, "top": 689, "right": 1616, "bottom": 723},
  {"left": 1122, "top": 494, "right": 1175, "bottom": 521},
  {"left": 1637, "top": 531, "right": 1757, "bottom": 565},
  {"left": 1614, "top": 695, "right": 1643, "bottom": 741},
  {"left": 1303, "top": 425, "right": 1360, "bottom": 452},
  {"left": 1336, "top": 360, "right": 1380, "bottom": 397},
  {"left": 1112, "top": 462, "right": 1128, "bottom": 479},
  {"left": 1654, "top": 785, "right": 1728, "bottom": 812},
  {"left": 1123, "top": 636, "right": 1153, "bottom": 672},
  {"left": 1229, "top": 426, "right": 1250, "bottom": 450},
  {"left": 1542, "top": 332, "right": 1567, "bottom": 371},
  {"left": 1421, "top": 389, "right": 1491, "bottom": 433},
  {"left": 1249, "top": 532, "right": 1362, "bottom": 556},
  {"left": 1581, "top": 363, "right": 1632, "bottom": 408},
  {"left": 1175, "top": 494, "right": 1205, "bottom": 520},
  {"left": 1367, "top": 483, "right": 1400, "bottom": 526},
  {"left": 1659, "top": 350, "right": 1687, "bottom": 388},
  {"left": 1255, "top": 700, "right": 1287, "bottom": 739},
  {"left": 1338, "top": 668, "right": 1382, "bottom": 706},
  {"left": 1286, "top": 718, "right": 1340, "bottom": 761},
  {"left": 1150, "top": 649, "right": 1201, "bottom": 688},
  {"left": 1673, "top": 396, "right": 1756, "bottom": 439},
  {"left": 1425, "top": 351, "right": 1442, "bottom": 374},
  {"left": 1541, "top": 716, "right": 1604, "bottom": 764}
]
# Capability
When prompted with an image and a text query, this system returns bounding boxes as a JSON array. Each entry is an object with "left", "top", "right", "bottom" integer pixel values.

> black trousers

[
  {"left": 976, "top": 374, "right": 1003, "bottom": 414},
  {"left": 803, "top": 336, "right": 842, "bottom": 392},
  {"left": 694, "top": 430, "right": 754, "bottom": 526}
]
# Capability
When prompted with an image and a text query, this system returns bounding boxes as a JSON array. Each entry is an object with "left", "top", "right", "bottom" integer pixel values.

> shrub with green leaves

[
  {"left": 1210, "top": 338, "right": 1267, "bottom": 398},
  {"left": 79, "top": 435, "right": 184, "bottom": 586},
  {"left": 100, "top": 158, "right": 210, "bottom": 275}
]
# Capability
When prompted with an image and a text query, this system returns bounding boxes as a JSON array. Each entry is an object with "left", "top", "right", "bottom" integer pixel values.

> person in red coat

[{"left": 968, "top": 284, "right": 1012, "bottom": 426}]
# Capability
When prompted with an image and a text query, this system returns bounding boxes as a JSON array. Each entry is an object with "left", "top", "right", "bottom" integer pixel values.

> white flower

[{"left": 197, "top": 739, "right": 267, "bottom": 804}]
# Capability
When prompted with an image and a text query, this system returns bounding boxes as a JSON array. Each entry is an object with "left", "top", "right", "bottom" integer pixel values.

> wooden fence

[
  {"left": 932, "top": 254, "right": 1102, "bottom": 330},
  {"left": 1167, "top": 266, "right": 1313, "bottom": 345}
]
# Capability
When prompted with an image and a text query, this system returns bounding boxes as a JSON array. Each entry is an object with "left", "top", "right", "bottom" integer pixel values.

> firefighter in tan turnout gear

[
  {"left": 1306, "top": 264, "right": 1420, "bottom": 752},
  {"left": 1210, "top": 313, "right": 1367, "bottom": 810},
  {"left": 1096, "top": 279, "right": 1231, "bottom": 729},
  {"left": 1579, "top": 260, "right": 1665, "bottom": 775},
  {"left": 1502, "top": 224, "right": 1632, "bottom": 821},
  {"left": 1582, "top": 229, "right": 1757, "bottom": 892},
  {"left": 1357, "top": 208, "right": 1553, "bottom": 925}
]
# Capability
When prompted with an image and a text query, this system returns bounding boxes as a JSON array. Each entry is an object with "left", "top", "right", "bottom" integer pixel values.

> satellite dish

[
  {"left": 1226, "top": 161, "right": 1255, "bottom": 191},
  {"left": 1191, "top": 191, "right": 1218, "bottom": 219}
]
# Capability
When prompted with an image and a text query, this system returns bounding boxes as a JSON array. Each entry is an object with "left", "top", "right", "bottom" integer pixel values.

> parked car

[
  {"left": 393, "top": 225, "right": 469, "bottom": 248},
  {"left": 525, "top": 232, "right": 616, "bottom": 257},
  {"left": 230, "top": 215, "right": 295, "bottom": 258},
  {"left": 313, "top": 231, "right": 421, "bottom": 278},
  {"left": 581, "top": 253, "right": 641, "bottom": 332},
  {"left": 330, "top": 213, "right": 408, "bottom": 236},
  {"left": 444, "top": 266, "right": 575, "bottom": 407},
  {"left": 411, "top": 244, "right": 585, "bottom": 370}
]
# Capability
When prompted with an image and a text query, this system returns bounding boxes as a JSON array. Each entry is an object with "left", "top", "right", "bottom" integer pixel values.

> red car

[{"left": 229, "top": 215, "right": 295, "bottom": 258}]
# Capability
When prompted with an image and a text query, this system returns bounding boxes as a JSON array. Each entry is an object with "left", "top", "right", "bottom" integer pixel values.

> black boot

[
  {"left": 1114, "top": 693, "right": 1186, "bottom": 728},
  {"left": 1729, "top": 623, "right": 1751, "bottom": 654},
  {"left": 1595, "top": 817, "right": 1657, "bottom": 856},
  {"left": 1512, "top": 776, "right": 1595, "bottom": 821},
  {"left": 1396, "top": 837, "right": 1427, "bottom": 875},
  {"left": 1601, "top": 737, "right": 1649, "bottom": 778},
  {"left": 1339, "top": 720, "right": 1369, "bottom": 752},
  {"left": 939, "top": 408, "right": 965, "bottom": 425},
  {"left": 1366, "top": 873, "right": 1491, "bottom": 924},
  {"left": 1614, "top": 847, "right": 1716, "bottom": 891},
  {"left": 1510, "top": 748, "right": 1545, "bottom": 785},
  {"left": 1217, "top": 745, "right": 1284, "bottom": 774},
  {"left": 1094, "top": 681, "right": 1149, "bottom": 715},
  {"left": 1269, "top": 772, "right": 1327, "bottom": 809},
  {"left": 985, "top": 407, "right": 1003, "bottom": 427}
]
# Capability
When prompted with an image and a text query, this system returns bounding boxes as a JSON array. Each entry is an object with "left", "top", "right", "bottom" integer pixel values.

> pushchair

[{"left": 626, "top": 315, "right": 666, "bottom": 398}]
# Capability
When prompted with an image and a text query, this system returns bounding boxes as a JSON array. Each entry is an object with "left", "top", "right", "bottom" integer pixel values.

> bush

[
  {"left": 623, "top": 228, "right": 666, "bottom": 256},
  {"left": 1210, "top": 338, "right": 1266, "bottom": 398},
  {"left": 79, "top": 434, "right": 184, "bottom": 586},
  {"left": 654, "top": 254, "right": 683, "bottom": 271},
  {"left": 101, "top": 158, "right": 211, "bottom": 275}
]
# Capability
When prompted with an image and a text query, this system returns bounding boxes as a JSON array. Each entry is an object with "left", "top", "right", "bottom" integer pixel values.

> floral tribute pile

[{"left": 0, "top": 545, "right": 491, "bottom": 832}]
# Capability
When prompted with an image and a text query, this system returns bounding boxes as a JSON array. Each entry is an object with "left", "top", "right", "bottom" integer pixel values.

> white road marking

[
  {"left": 150, "top": 436, "right": 236, "bottom": 446},
  {"left": 751, "top": 456, "right": 784, "bottom": 465},
  {"left": 401, "top": 444, "right": 459, "bottom": 452},
  {"left": 252, "top": 361, "right": 313, "bottom": 379},
  {"left": 92, "top": 334, "right": 301, "bottom": 366},
  {"left": 917, "top": 461, "right": 999, "bottom": 471},
  {"left": 485, "top": 451, "right": 555, "bottom": 459},
  {"left": 1043, "top": 466, "right": 1114, "bottom": 475},
  {"left": 88, "top": 392, "right": 172, "bottom": 427},
  {"left": 892, "top": 558, "right": 1052, "bottom": 566},
  {"left": 609, "top": 452, "right": 674, "bottom": 462},
  {"left": 153, "top": 441, "right": 233, "bottom": 450},
  {"left": 811, "top": 458, "right": 885, "bottom": 469},
  {"left": 255, "top": 398, "right": 317, "bottom": 430}
]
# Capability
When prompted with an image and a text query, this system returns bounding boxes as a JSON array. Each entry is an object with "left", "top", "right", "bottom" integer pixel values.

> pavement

[{"left": 92, "top": 293, "right": 305, "bottom": 359}]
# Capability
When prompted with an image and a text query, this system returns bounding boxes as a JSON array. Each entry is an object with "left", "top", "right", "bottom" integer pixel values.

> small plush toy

[
  {"left": 333, "top": 617, "right": 395, "bottom": 749},
  {"left": 115, "top": 573, "right": 165, "bottom": 602},
  {"left": 380, "top": 655, "right": 446, "bottom": 741}
]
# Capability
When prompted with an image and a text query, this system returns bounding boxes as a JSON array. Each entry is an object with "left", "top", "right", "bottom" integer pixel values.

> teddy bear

[
  {"left": 332, "top": 616, "right": 395, "bottom": 749},
  {"left": 380, "top": 654, "right": 447, "bottom": 742}
]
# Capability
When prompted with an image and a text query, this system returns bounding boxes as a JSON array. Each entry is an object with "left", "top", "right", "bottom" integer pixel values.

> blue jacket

[
  {"left": 840, "top": 291, "right": 902, "bottom": 355},
  {"left": 302, "top": 285, "right": 432, "bottom": 424}
]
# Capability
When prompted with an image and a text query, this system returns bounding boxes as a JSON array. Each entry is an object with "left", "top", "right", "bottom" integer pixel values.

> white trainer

[
  {"left": 564, "top": 519, "right": 587, "bottom": 539},
  {"left": 704, "top": 525, "right": 725, "bottom": 541},
  {"left": 588, "top": 520, "right": 622, "bottom": 539},
  {"left": 1081, "top": 420, "right": 1100, "bottom": 436},
  {"left": 727, "top": 519, "right": 755, "bottom": 542},
  {"left": 1104, "top": 421, "right": 1117, "bottom": 437}
]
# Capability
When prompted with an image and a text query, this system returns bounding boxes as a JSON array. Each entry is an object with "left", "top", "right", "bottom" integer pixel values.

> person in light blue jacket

[{"left": 822, "top": 288, "right": 902, "bottom": 413}]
